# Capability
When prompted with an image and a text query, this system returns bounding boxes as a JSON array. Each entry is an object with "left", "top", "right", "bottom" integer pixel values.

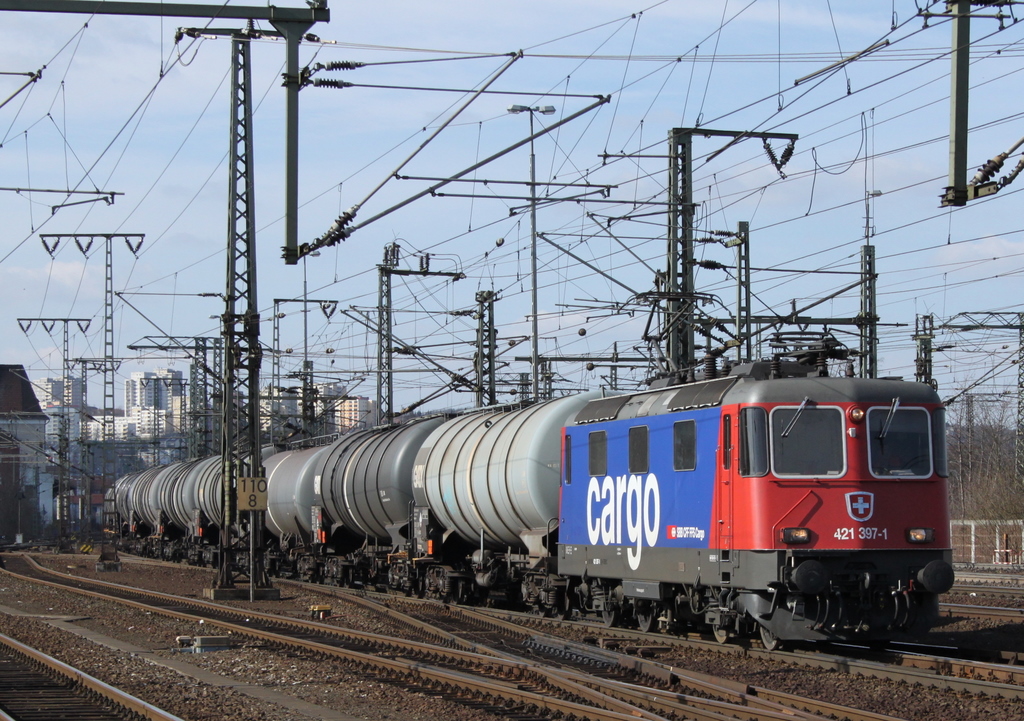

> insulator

[
  {"left": 970, "top": 152, "right": 1007, "bottom": 185},
  {"left": 312, "top": 78, "right": 353, "bottom": 89},
  {"left": 696, "top": 260, "right": 727, "bottom": 270},
  {"left": 323, "top": 60, "right": 364, "bottom": 71},
  {"left": 779, "top": 140, "right": 795, "bottom": 168},
  {"left": 763, "top": 138, "right": 795, "bottom": 179},
  {"left": 704, "top": 355, "right": 717, "bottom": 380}
]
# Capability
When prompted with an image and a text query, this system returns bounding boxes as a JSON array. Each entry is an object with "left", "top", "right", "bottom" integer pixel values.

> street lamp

[{"left": 507, "top": 104, "right": 556, "bottom": 402}]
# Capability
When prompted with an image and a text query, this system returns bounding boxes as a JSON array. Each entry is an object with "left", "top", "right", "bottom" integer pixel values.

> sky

[{"left": 1, "top": 0, "right": 1023, "bottom": 418}]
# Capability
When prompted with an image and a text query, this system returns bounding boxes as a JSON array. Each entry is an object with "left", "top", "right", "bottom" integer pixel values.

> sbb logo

[{"left": 586, "top": 473, "right": 661, "bottom": 570}]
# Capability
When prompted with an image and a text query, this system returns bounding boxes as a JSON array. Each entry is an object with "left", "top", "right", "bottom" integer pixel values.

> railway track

[
  {"left": 951, "top": 583, "right": 1024, "bottom": 600},
  {"left": 0, "top": 629, "right": 183, "bottom": 721},
  {"left": 317, "top": 586, "right": 910, "bottom": 721},
  {"left": 941, "top": 602, "right": 1024, "bottom": 622},
  {"left": 297, "top": 580, "right": 1024, "bottom": 699},
  {"left": 20, "top": 553, "right": 1024, "bottom": 718},
  {"left": 5, "top": 553, "right": 868, "bottom": 721}
]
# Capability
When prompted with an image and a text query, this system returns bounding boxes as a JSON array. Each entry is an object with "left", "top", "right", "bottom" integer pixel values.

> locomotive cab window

[
  {"left": 588, "top": 431, "right": 607, "bottom": 477},
  {"left": 629, "top": 425, "right": 649, "bottom": 473},
  {"left": 867, "top": 405, "right": 932, "bottom": 478},
  {"left": 770, "top": 405, "right": 844, "bottom": 477},
  {"left": 739, "top": 407, "right": 768, "bottom": 476},
  {"left": 673, "top": 420, "right": 696, "bottom": 471}
]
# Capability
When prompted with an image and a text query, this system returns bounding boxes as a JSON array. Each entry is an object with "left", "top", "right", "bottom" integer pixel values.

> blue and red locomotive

[
  {"left": 558, "top": 359, "right": 953, "bottom": 646},
  {"left": 111, "top": 345, "right": 953, "bottom": 647}
]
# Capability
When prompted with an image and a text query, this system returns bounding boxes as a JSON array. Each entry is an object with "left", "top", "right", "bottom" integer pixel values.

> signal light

[
  {"left": 781, "top": 527, "right": 811, "bottom": 544},
  {"left": 906, "top": 527, "right": 935, "bottom": 543}
]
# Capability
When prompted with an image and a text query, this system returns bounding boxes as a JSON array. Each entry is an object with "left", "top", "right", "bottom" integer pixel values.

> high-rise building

[
  {"left": 124, "top": 368, "right": 185, "bottom": 412},
  {"left": 334, "top": 396, "right": 375, "bottom": 432},
  {"left": 32, "top": 376, "right": 84, "bottom": 409}
]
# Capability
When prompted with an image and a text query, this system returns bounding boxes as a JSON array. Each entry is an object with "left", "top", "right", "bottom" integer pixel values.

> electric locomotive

[{"left": 558, "top": 355, "right": 954, "bottom": 647}]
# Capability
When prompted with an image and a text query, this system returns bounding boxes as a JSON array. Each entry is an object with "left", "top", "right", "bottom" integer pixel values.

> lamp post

[{"left": 507, "top": 104, "right": 555, "bottom": 402}]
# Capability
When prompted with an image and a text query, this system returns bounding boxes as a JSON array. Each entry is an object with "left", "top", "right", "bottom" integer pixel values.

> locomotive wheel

[
  {"left": 635, "top": 601, "right": 658, "bottom": 633},
  {"left": 601, "top": 607, "right": 621, "bottom": 628},
  {"left": 759, "top": 624, "right": 782, "bottom": 651}
]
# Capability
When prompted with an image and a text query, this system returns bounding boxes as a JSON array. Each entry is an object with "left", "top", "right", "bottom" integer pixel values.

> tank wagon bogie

[{"left": 110, "top": 358, "right": 953, "bottom": 647}]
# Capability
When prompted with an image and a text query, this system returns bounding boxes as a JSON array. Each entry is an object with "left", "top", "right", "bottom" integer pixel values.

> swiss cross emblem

[{"left": 845, "top": 492, "right": 874, "bottom": 522}]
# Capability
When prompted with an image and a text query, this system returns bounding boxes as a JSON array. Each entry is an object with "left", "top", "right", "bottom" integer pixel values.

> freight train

[{"left": 110, "top": 343, "right": 954, "bottom": 649}]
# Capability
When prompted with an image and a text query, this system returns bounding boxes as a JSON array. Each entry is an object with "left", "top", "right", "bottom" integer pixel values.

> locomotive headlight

[
  {"left": 781, "top": 527, "right": 811, "bottom": 544},
  {"left": 906, "top": 527, "right": 935, "bottom": 543},
  {"left": 848, "top": 407, "right": 865, "bottom": 423}
]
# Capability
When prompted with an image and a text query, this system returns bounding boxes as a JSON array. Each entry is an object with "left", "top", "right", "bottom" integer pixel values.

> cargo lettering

[{"left": 585, "top": 473, "right": 661, "bottom": 570}]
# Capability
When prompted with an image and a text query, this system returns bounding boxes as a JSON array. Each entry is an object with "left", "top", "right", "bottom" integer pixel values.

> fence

[{"left": 951, "top": 519, "right": 1024, "bottom": 566}]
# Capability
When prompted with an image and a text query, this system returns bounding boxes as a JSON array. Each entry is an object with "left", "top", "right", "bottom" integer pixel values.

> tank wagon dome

[
  {"left": 413, "top": 391, "right": 603, "bottom": 550},
  {"left": 316, "top": 416, "right": 447, "bottom": 543}
]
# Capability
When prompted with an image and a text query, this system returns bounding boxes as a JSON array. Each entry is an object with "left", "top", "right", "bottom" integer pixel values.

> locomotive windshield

[
  {"left": 867, "top": 406, "right": 932, "bottom": 477},
  {"left": 770, "top": 406, "right": 845, "bottom": 476}
]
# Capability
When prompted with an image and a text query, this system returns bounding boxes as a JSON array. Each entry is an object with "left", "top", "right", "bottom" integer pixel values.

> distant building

[
  {"left": 32, "top": 375, "right": 84, "bottom": 409},
  {"left": 260, "top": 385, "right": 300, "bottom": 437},
  {"left": 333, "top": 396, "right": 375, "bottom": 432},
  {"left": 124, "top": 368, "right": 185, "bottom": 412}
]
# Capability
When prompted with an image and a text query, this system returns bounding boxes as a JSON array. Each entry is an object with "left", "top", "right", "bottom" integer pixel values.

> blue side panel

[{"left": 559, "top": 407, "right": 720, "bottom": 565}]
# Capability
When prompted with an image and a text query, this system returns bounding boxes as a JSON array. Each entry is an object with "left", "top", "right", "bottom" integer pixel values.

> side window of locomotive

[
  {"left": 629, "top": 425, "right": 649, "bottom": 474},
  {"left": 564, "top": 435, "right": 572, "bottom": 484},
  {"left": 867, "top": 406, "right": 932, "bottom": 478},
  {"left": 739, "top": 407, "right": 768, "bottom": 477},
  {"left": 771, "top": 406, "right": 844, "bottom": 476},
  {"left": 722, "top": 414, "right": 732, "bottom": 470},
  {"left": 673, "top": 420, "right": 696, "bottom": 471},
  {"left": 932, "top": 407, "right": 948, "bottom": 477},
  {"left": 588, "top": 431, "right": 607, "bottom": 477}
]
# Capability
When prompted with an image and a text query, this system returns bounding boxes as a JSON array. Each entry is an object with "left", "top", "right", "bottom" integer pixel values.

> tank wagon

[{"left": 111, "top": 356, "right": 953, "bottom": 647}]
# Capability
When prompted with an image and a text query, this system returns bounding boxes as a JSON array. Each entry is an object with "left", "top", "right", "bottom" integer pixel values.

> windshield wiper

[
  {"left": 878, "top": 397, "right": 901, "bottom": 440},
  {"left": 781, "top": 396, "right": 810, "bottom": 438}
]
